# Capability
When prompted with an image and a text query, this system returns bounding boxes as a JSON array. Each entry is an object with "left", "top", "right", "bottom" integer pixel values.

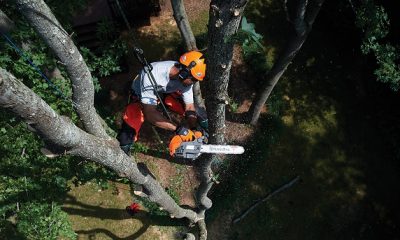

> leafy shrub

[
  {"left": 17, "top": 202, "right": 76, "bottom": 240},
  {"left": 355, "top": 0, "right": 400, "bottom": 90},
  {"left": 139, "top": 188, "right": 180, "bottom": 216}
]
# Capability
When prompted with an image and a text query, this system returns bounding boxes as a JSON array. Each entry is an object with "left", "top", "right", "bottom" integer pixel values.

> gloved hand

[
  {"left": 185, "top": 110, "right": 198, "bottom": 129},
  {"left": 175, "top": 125, "right": 196, "bottom": 142}
]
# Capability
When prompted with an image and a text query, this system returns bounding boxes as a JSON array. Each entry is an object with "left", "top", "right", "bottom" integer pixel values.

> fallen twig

[{"left": 232, "top": 176, "right": 300, "bottom": 224}]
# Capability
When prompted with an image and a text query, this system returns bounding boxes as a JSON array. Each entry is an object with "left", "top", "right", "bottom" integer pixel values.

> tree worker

[{"left": 117, "top": 51, "right": 206, "bottom": 155}]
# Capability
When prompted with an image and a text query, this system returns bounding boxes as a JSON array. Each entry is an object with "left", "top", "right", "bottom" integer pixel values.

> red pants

[{"left": 122, "top": 93, "right": 184, "bottom": 142}]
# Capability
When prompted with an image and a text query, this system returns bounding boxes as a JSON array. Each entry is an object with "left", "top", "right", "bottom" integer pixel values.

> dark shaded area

[
  {"left": 62, "top": 195, "right": 186, "bottom": 239},
  {"left": 211, "top": 0, "right": 400, "bottom": 239},
  {"left": 108, "top": 0, "right": 161, "bottom": 27},
  {"left": 72, "top": 0, "right": 161, "bottom": 51}
]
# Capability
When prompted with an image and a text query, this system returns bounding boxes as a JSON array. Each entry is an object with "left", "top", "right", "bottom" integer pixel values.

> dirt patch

[
  {"left": 156, "top": 0, "right": 210, "bottom": 21},
  {"left": 136, "top": 151, "right": 199, "bottom": 207},
  {"left": 225, "top": 121, "right": 254, "bottom": 144}
]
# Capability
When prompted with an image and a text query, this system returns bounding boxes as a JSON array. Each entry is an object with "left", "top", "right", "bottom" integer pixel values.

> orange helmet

[{"left": 179, "top": 51, "right": 206, "bottom": 81}]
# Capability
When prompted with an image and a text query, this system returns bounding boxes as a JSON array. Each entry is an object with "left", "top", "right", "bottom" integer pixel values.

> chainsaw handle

[
  {"left": 169, "top": 135, "right": 183, "bottom": 156},
  {"left": 169, "top": 131, "right": 203, "bottom": 157}
]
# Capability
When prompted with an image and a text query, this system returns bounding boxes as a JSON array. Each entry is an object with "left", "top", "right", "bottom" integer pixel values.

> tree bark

[
  {"left": 170, "top": 0, "right": 207, "bottom": 119},
  {"left": 0, "top": 68, "right": 200, "bottom": 223},
  {"left": 14, "top": 0, "right": 110, "bottom": 139},
  {"left": 248, "top": 0, "right": 324, "bottom": 125},
  {"left": 0, "top": 9, "right": 15, "bottom": 34},
  {"left": 171, "top": 0, "right": 197, "bottom": 51},
  {"left": 205, "top": 0, "right": 247, "bottom": 145},
  {"left": 194, "top": 1, "right": 248, "bottom": 239}
]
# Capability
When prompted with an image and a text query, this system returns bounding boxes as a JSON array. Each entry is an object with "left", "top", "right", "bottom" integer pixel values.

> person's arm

[
  {"left": 184, "top": 103, "right": 195, "bottom": 112},
  {"left": 142, "top": 104, "right": 177, "bottom": 131},
  {"left": 184, "top": 103, "right": 198, "bottom": 128}
]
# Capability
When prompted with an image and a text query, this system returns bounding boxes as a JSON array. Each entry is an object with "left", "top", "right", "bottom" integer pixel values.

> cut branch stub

[{"left": 215, "top": 19, "right": 223, "bottom": 28}]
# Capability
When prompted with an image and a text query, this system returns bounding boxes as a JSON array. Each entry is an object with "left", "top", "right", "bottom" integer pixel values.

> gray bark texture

[
  {"left": 170, "top": 0, "right": 207, "bottom": 119},
  {"left": 0, "top": 68, "right": 201, "bottom": 223},
  {"left": 205, "top": 0, "right": 247, "bottom": 145},
  {"left": 248, "top": 0, "right": 324, "bottom": 125},
  {"left": 14, "top": 0, "right": 109, "bottom": 138},
  {"left": 0, "top": 9, "right": 15, "bottom": 33},
  {"left": 171, "top": 0, "right": 197, "bottom": 51},
  {"left": 194, "top": 1, "right": 248, "bottom": 239}
]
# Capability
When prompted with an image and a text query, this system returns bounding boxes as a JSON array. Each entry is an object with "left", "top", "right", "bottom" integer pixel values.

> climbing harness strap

[{"left": 115, "top": 0, "right": 172, "bottom": 121}]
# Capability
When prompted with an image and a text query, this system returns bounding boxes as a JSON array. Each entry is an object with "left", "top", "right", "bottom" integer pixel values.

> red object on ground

[
  {"left": 129, "top": 203, "right": 141, "bottom": 212},
  {"left": 126, "top": 202, "right": 141, "bottom": 216}
]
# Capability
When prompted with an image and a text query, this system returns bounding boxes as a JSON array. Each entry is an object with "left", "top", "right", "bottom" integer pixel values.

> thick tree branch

[
  {"left": 294, "top": 0, "right": 308, "bottom": 35},
  {"left": 0, "top": 9, "right": 15, "bottom": 34},
  {"left": 232, "top": 176, "right": 300, "bottom": 224},
  {"left": 248, "top": 0, "right": 324, "bottom": 125},
  {"left": 170, "top": 0, "right": 207, "bottom": 119},
  {"left": 171, "top": 0, "right": 197, "bottom": 51},
  {"left": 0, "top": 68, "right": 201, "bottom": 223},
  {"left": 305, "top": 0, "right": 324, "bottom": 26},
  {"left": 283, "top": 0, "right": 293, "bottom": 23},
  {"left": 14, "top": 0, "right": 109, "bottom": 139},
  {"left": 296, "top": 0, "right": 308, "bottom": 21}
]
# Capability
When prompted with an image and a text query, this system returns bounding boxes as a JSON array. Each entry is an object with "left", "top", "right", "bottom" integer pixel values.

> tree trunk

[
  {"left": 248, "top": 0, "right": 324, "bottom": 125},
  {"left": 194, "top": 1, "right": 248, "bottom": 239},
  {"left": 171, "top": 0, "right": 197, "bottom": 51},
  {"left": 15, "top": 0, "right": 110, "bottom": 139},
  {"left": 170, "top": 0, "right": 207, "bottom": 119},
  {"left": 248, "top": 33, "right": 307, "bottom": 125},
  {"left": 0, "top": 68, "right": 201, "bottom": 223},
  {"left": 0, "top": 9, "right": 14, "bottom": 34},
  {"left": 206, "top": 0, "right": 247, "bottom": 145}
]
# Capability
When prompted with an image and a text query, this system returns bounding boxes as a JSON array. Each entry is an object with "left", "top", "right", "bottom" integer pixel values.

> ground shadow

[{"left": 63, "top": 194, "right": 186, "bottom": 239}]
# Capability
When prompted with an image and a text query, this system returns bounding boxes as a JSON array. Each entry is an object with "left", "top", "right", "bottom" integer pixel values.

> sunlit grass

[{"left": 63, "top": 181, "right": 179, "bottom": 240}]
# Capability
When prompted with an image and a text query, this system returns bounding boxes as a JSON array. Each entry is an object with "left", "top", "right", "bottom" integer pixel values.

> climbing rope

[
  {"left": 114, "top": 0, "right": 172, "bottom": 121},
  {"left": 1, "top": 32, "right": 77, "bottom": 108}
]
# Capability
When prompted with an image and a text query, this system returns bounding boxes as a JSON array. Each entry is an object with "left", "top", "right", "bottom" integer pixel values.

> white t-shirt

[{"left": 132, "top": 61, "right": 194, "bottom": 106}]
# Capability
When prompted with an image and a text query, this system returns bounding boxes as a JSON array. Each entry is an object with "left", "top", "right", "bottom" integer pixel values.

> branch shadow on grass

[{"left": 63, "top": 195, "right": 186, "bottom": 239}]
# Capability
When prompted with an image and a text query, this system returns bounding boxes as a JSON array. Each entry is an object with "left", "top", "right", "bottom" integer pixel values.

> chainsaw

[{"left": 170, "top": 135, "right": 245, "bottom": 160}]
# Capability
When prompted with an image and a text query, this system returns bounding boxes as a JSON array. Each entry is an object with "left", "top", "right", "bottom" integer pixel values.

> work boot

[{"left": 120, "top": 144, "right": 132, "bottom": 156}]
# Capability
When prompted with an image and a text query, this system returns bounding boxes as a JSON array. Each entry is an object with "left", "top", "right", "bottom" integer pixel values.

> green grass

[{"left": 63, "top": 181, "right": 183, "bottom": 239}]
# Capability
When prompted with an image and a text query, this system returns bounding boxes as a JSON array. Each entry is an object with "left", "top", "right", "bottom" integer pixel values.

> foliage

[
  {"left": 0, "top": 112, "right": 74, "bottom": 213},
  {"left": 132, "top": 142, "right": 150, "bottom": 154},
  {"left": 0, "top": 1, "right": 129, "bottom": 236},
  {"left": 45, "top": 0, "right": 88, "bottom": 27},
  {"left": 80, "top": 39, "right": 127, "bottom": 92},
  {"left": 138, "top": 188, "right": 180, "bottom": 216},
  {"left": 229, "top": 17, "right": 265, "bottom": 55},
  {"left": 228, "top": 98, "right": 239, "bottom": 113},
  {"left": 355, "top": 0, "right": 400, "bottom": 91},
  {"left": 230, "top": 16, "right": 272, "bottom": 75},
  {"left": 238, "top": 17, "right": 265, "bottom": 54},
  {"left": 96, "top": 19, "right": 118, "bottom": 46},
  {"left": 16, "top": 202, "right": 76, "bottom": 240}
]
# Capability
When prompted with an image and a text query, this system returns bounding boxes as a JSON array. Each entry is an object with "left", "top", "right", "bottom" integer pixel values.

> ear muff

[
  {"left": 178, "top": 68, "right": 191, "bottom": 80},
  {"left": 178, "top": 61, "right": 197, "bottom": 81}
]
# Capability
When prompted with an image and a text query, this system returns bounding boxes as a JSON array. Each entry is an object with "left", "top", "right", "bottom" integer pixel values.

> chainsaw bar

[
  {"left": 200, "top": 144, "right": 245, "bottom": 154},
  {"left": 174, "top": 137, "right": 245, "bottom": 159}
]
